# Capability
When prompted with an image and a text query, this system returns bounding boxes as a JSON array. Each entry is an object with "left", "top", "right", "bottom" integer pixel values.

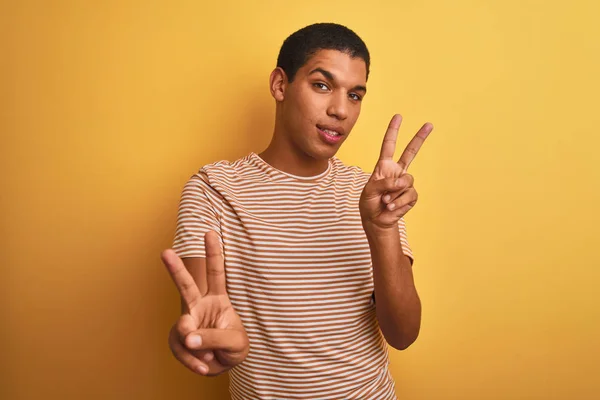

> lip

[{"left": 316, "top": 125, "right": 345, "bottom": 145}]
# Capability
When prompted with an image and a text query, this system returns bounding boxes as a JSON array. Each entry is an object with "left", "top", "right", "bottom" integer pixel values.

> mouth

[
  {"left": 316, "top": 124, "right": 345, "bottom": 145},
  {"left": 316, "top": 124, "right": 343, "bottom": 137}
]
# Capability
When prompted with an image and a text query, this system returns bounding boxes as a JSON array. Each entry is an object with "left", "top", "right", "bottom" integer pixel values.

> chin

[
  {"left": 308, "top": 144, "right": 341, "bottom": 160},
  {"left": 295, "top": 133, "right": 346, "bottom": 161}
]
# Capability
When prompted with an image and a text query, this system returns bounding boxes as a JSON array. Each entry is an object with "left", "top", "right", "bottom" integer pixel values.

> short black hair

[{"left": 276, "top": 23, "right": 370, "bottom": 83}]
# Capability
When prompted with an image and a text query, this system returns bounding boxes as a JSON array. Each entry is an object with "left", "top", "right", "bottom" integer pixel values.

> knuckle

[
  {"left": 206, "top": 267, "right": 225, "bottom": 277},
  {"left": 242, "top": 333, "right": 250, "bottom": 350},
  {"left": 170, "top": 335, "right": 184, "bottom": 357},
  {"left": 180, "top": 279, "right": 194, "bottom": 293},
  {"left": 398, "top": 174, "right": 412, "bottom": 187},
  {"left": 176, "top": 316, "right": 191, "bottom": 335}
]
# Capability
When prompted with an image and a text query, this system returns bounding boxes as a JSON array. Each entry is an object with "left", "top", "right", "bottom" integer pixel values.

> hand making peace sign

[
  {"left": 359, "top": 114, "right": 433, "bottom": 230},
  {"left": 162, "top": 231, "right": 249, "bottom": 376}
]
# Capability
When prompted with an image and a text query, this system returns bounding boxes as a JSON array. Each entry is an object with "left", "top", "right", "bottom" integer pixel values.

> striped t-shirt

[{"left": 173, "top": 152, "right": 413, "bottom": 400}]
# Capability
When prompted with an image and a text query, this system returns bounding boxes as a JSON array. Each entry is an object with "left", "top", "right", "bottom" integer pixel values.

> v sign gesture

[
  {"left": 358, "top": 114, "right": 432, "bottom": 350},
  {"left": 360, "top": 114, "right": 433, "bottom": 231},
  {"left": 162, "top": 231, "right": 249, "bottom": 376}
]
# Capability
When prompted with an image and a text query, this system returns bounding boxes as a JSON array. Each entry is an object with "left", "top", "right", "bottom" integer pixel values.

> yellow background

[{"left": 2, "top": 1, "right": 599, "bottom": 399}]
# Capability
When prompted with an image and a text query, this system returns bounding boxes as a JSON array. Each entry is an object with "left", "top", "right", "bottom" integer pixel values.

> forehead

[{"left": 299, "top": 49, "right": 367, "bottom": 84}]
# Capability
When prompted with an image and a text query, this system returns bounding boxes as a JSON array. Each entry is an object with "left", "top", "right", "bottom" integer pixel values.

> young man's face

[{"left": 279, "top": 49, "right": 368, "bottom": 160}]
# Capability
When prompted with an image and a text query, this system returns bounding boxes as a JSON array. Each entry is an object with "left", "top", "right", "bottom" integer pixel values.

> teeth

[{"left": 323, "top": 129, "right": 340, "bottom": 136}]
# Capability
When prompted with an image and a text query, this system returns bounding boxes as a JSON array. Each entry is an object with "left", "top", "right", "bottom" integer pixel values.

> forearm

[{"left": 364, "top": 224, "right": 421, "bottom": 350}]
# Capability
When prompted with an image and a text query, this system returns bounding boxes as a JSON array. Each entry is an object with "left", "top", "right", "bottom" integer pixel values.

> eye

[
  {"left": 349, "top": 93, "right": 362, "bottom": 101},
  {"left": 313, "top": 82, "right": 330, "bottom": 91}
]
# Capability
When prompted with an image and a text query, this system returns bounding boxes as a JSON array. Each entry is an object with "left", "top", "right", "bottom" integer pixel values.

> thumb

[{"left": 185, "top": 328, "right": 248, "bottom": 353}]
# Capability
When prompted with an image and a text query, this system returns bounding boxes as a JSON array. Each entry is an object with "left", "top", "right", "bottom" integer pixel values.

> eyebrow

[{"left": 308, "top": 67, "right": 367, "bottom": 93}]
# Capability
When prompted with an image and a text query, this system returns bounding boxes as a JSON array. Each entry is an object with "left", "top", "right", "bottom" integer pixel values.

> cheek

[
  {"left": 347, "top": 104, "right": 361, "bottom": 125},
  {"left": 297, "top": 87, "right": 319, "bottom": 106},
  {"left": 294, "top": 90, "right": 322, "bottom": 123}
]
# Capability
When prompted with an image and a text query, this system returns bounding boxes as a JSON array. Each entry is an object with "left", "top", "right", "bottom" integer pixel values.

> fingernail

[
  {"left": 204, "top": 352, "right": 214, "bottom": 362},
  {"left": 388, "top": 203, "right": 396, "bottom": 210},
  {"left": 396, "top": 179, "right": 402, "bottom": 187},
  {"left": 383, "top": 194, "right": 391, "bottom": 203},
  {"left": 197, "top": 365, "right": 208, "bottom": 374},
  {"left": 188, "top": 335, "right": 202, "bottom": 347}
]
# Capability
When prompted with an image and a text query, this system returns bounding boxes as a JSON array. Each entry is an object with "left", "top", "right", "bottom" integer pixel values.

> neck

[{"left": 259, "top": 124, "right": 330, "bottom": 178}]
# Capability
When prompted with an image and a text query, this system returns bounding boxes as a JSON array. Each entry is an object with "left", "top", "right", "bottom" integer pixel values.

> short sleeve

[
  {"left": 398, "top": 216, "right": 414, "bottom": 265},
  {"left": 172, "top": 172, "right": 222, "bottom": 258}
]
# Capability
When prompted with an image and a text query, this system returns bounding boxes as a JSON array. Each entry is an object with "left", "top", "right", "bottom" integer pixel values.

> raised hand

[
  {"left": 162, "top": 231, "right": 249, "bottom": 376},
  {"left": 359, "top": 114, "right": 433, "bottom": 230}
]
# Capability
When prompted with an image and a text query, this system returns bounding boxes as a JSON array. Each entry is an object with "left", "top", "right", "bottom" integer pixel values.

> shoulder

[
  {"left": 195, "top": 153, "right": 255, "bottom": 184},
  {"left": 200, "top": 153, "right": 251, "bottom": 175},
  {"left": 179, "top": 154, "right": 254, "bottom": 198}
]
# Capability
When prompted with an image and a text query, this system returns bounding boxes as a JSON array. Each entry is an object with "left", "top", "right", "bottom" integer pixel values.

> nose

[{"left": 326, "top": 91, "right": 348, "bottom": 121}]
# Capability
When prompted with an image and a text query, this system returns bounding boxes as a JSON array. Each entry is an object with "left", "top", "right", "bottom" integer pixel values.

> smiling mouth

[{"left": 316, "top": 125, "right": 342, "bottom": 136}]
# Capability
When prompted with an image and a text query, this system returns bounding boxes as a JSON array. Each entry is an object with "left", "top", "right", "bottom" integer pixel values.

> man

[{"left": 161, "top": 22, "right": 433, "bottom": 399}]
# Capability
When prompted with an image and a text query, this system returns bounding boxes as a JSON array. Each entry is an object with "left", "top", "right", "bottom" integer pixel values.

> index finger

[
  {"left": 204, "top": 231, "right": 227, "bottom": 295},
  {"left": 162, "top": 249, "right": 202, "bottom": 310},
  {"left": 397, "top": 122, "right": 433, "bottom": 173},
  {"left": 379, "top": 114, "right": 403, "bottom": 160}
]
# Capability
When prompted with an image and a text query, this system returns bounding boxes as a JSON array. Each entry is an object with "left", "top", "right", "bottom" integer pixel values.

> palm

[
  {"left": 362, "top": 160, "right": 405, "bottom": 226},
  {"left": 191, "top": 295, "right": 237, "bottom": 331},
  {"left": 360, "top": 114, "right": 433, "bottom": 229},
  {"left": 372, "top": 159, "right": 403, "bottom": 180},
  {"left": 188, "top": 294, "right": 246, "bottom": 367}
]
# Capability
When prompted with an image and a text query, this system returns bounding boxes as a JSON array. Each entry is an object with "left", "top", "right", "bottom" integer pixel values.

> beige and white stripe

[{"left": 173, "top": 152, "right": 413, "bottom": 399}]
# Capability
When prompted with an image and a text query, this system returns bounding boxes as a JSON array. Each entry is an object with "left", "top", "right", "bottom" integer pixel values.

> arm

[
  {"left": 365, "top": 225, "right": 421, "bottom": 350},
  {"left": 359, "top": 113, "right": 433, "bottom": 351},
  {"left": 167, "top": 174, "right": 247, "bottom": 376}
]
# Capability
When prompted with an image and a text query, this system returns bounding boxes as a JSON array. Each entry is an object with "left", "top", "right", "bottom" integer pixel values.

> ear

[{"left": 269, "top": 67, "right": 287, "bottom": 102}]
